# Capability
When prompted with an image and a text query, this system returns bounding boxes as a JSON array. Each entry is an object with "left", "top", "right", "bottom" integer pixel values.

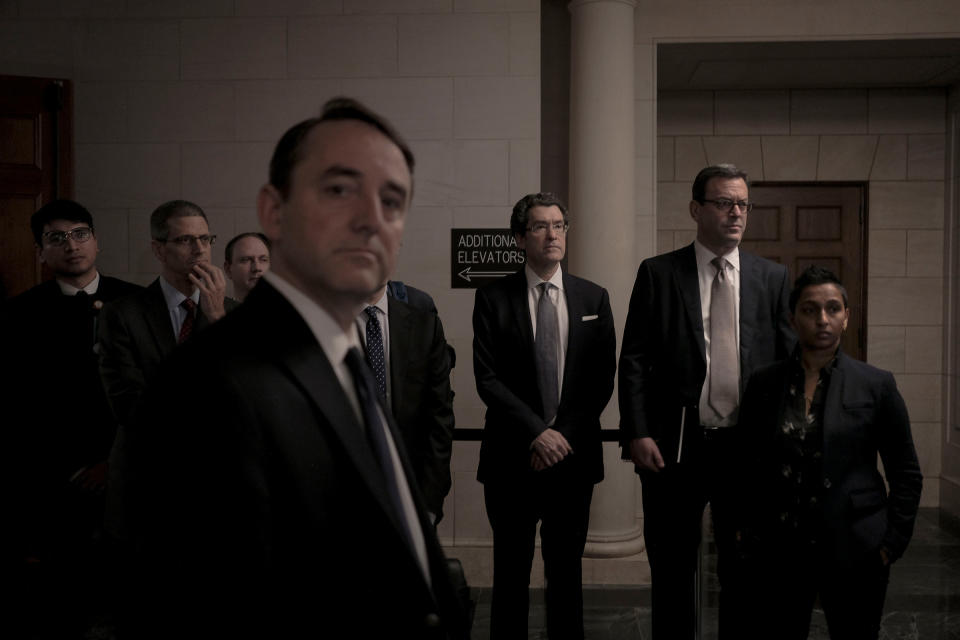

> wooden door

[
  {"left": 742, "top": 183, "right": 866, "bottom": 360},
  {"left": 0, "top": 75, "right": 73, "bottom": 300}
]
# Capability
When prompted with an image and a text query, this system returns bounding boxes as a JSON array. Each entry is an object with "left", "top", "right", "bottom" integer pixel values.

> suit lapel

[
  {"left": 509, "top": 269, "right": 535, "bottom": 359},
  {"left": 560, "top": 272, "right": 581, "bottom": 401},
  {"left": 386, "top": 296, "right": 410, "bottom": 416},
  {"left": 677, "top": 245, "right": 706, "bottom": 361},
  {"left": 820, "top": 355, "right": 846, "bottom": 479},
  {"left": 254, "top": 284, "right": 423, "bottom": 562},
  {"left": 738, "top": 251, "right": 761, "bottom": 384},
  {"left": 143, "top": 279, "right": 178, "bottom": 357}
]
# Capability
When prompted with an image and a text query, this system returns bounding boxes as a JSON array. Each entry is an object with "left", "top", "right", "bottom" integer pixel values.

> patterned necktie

[
  {"left": 343, "top": 347, "right": 415, "bottom": 552},
  {"left": 178, "top": 298, "right": 197, "bottom": 344},
  {"left": 535, "top": 282, "right": 560, "bottom": 423},
  {"left": 709, "top": 257, "right": 738, "bottom": 418},
  {"left": 364, "top": 307, "right": 387, "bottom": 398}
]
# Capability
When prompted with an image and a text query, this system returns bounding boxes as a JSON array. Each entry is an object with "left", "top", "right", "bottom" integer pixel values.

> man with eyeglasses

[
  {"left": 2, "top": 199, "right": 141, "bottom": 638},
  {"left": 98, "top": 199, "right": 238, "bottom": 430},
  {"left": 473, "top": 192, "right": 616, "bottom": 639},
  {"left": 618, "top": 164, "right": 795, "bottom": 639}
]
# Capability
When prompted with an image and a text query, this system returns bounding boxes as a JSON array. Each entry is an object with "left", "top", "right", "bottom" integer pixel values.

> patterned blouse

[{"left": 775, "top": 349, "right": 838, "bottom": 546}]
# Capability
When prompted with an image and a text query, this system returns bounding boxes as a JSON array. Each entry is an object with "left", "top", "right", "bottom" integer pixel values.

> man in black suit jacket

[
  {"left": 119, "top": 98, "right": 467, "bottom": 639},
  {"left": 2, "top": 199, "right": 141, "bottom": 638},
  {"left": 358, "top": 283, "right": 455, "bottom": 524},
  {"left": 618, "top": 164, "right": 795, "bottom": 639},
  {"left": 473, "top": 192, "right": 616, "bottom": 639},
  {"left": 98, "top": 199, "right": 235, "bottom": 428}
]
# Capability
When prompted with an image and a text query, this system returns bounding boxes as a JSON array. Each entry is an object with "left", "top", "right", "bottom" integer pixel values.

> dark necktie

[
  {"left": 709, "top": 257, "right": 738, "bottom": 418},
  {"left": 364, "top": 307, "right": 387, "bottom": 398},
  {"left": 343, "top": 347, "right": 415, "bottom": 552},
  {"left": 75, "top": 290, "right": 96, "bottom": 346},
  {"left": 178, "top": 298, "right": 197, "bottom": 344},
  {"left": 535, "top": 282, "right": 560, "bottom": 423}
]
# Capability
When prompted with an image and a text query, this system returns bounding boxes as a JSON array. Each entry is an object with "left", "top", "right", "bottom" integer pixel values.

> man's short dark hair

[
  {"left": 691, "top": 164, "right": 749, "bottom": 203},
  {"left": 225, "top": 232, "right": 271, "bottom": 264},
  {"left": 268, "top": 97, "right": 414, "bottom": 200},
  {"left": 30, "top": 199, "right": 94, "bottom": 245},
  {"left": 510, "top": 192, "right": 569, "bottom": 237},
  {"left": 150, "top": 200, "right": 207, "bottom": 241},
  {"left": 789, "top": 265, "right": 849, "bottom": 313}
]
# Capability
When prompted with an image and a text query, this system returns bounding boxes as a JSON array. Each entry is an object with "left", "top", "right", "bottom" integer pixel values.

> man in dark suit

[
  {"left": 223, "top": 231, "right": 271, "bottom": 301},
  {"left": 118, "top": 98, "right": 468, "bottom": 639},
  {"left": 618, "top": 164, "right": 795, "bottom": 639},
  {"left": 98, "top": 199, "right": 236, "bottom": 427},
  {"left": 473, "top": 192, "right": 616, "bottom": 639},
  {"left": 359, "top": 283, "right": 455, "bottom": 524},
  {"left": 2, "top": 199, "right": 141, "bottom": 638},
  {"left": 388, "top": 280, "right": 458, "bottom": 370}
]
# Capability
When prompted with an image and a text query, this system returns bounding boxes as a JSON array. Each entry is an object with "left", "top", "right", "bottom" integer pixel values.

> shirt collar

[
  {"left": 159, "top": 276, "right": 200, "bottom": 310},
  {"left": 57, "top": 271, "right": 100, "bottom": 296},
  {"left": 366, "top": 288, "right": 388, "bottom": 316},
  {"left": 790, "top": 344, "right": 841, "bottom": 372},
  {"left": 262, "top": 271, "right": 363, "bottom": 367},
  {"left": 524, "top": 263, "right": 564, "bottom": 291},
  {"left": 694, "top": 240, "right": 740, "bottom": 273}
]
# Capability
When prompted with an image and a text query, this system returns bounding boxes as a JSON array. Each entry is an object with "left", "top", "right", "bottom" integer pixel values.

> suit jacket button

[
  {"left": 823, "top": 478, "right": 832, "bottom": 489},
  {"left": 424, "top": 613, "right": 441, "bottom": 628}
]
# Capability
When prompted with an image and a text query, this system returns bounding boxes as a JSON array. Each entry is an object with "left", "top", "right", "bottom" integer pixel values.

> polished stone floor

[{"left": 469, "top": 508, "right": 960, "bottom": 639}]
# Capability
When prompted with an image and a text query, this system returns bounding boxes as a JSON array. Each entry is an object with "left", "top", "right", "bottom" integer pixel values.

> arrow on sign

[{"left": 458, "top": 267, "right": 514, "bottom": 282}]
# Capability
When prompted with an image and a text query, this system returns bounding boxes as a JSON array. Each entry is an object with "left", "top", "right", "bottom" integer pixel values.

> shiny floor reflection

[{"left": 469, "top": 508, "right": 960, "bottom": 639}]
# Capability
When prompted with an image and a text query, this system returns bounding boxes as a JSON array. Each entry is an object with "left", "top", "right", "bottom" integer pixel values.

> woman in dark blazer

[{"left": 735, "top": 266, "right": 922, "bottom": 639}]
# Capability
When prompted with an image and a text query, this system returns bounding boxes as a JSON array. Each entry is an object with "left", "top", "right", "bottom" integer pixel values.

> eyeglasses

[
  {"left": 42, "top": 227, "right": 94, "bottom": 246},
  {"left": 701, "top": 199, "right": 753, "bottom": 213},
  {"left": 526, "top": 221, "right": 569, "bottom": 235},
  {"left": 160, "top": 234, "right": 217, "bottom": 247}
]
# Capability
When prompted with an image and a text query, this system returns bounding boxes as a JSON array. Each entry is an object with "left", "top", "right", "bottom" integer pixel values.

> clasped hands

[{"left": 530, "top": 428, "right": 573, "bottom": 471}]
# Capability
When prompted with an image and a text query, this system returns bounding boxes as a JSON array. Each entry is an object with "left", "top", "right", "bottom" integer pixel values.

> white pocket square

[{"left": 582, "top": 314, "right": 599, "bottom": 321}]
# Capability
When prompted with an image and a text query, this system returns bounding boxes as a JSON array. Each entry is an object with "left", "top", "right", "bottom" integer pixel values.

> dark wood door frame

[{"left": 0, "top": 75, "right": 74, "bottom": 300}]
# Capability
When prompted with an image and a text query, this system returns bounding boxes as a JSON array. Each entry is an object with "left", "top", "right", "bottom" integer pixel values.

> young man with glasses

[
  {"left": 473, "top": 192, "right": 616, "bottom": 639},
  {"left": 618, "top": 164, "right": 795, "bottom": 638},
  {"left": 2, "top": 199, "right": 141, "bottom": 638}
]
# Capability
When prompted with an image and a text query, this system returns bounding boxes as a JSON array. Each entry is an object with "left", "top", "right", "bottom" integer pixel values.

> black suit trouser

[
  {"left": 484, "top": 467, "right": 594, "bottom": 640},
  {"left": 639, "top": 428, "right": 743, "bottom": 640}
]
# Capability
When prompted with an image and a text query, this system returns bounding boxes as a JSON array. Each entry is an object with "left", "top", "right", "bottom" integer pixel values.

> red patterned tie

[{"left": 178, "top": 298, "right": 197, "bottom": 344}]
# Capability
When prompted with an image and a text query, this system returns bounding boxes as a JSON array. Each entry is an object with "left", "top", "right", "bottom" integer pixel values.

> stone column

[{"left": 567, "top": 0, "right": 643, "bottom": 557}]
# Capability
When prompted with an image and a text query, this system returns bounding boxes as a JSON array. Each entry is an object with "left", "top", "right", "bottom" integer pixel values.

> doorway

[
  {"left": 742, "top": 183, "right": 866, "bottom": 361},
  {"left": 0, "top": 75, "right": 73, "bottom": 301}
]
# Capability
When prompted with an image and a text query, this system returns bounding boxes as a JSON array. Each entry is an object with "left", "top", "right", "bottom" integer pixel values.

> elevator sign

[{"left": 451, "top": 229, "right": 525, "bottom": 289}]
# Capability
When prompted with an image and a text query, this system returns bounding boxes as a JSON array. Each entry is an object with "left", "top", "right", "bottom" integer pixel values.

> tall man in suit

[
  {"left": 618, "top": 164, "right": 795, "bottom": 639},
  {"left": 98, "top": 199, "right": 235, "bottom": 427},
  {"left": 473, "top": 192, "right": 616, "bottom": 639},
  {"left": 118, "top": 98, "right": 468, "bottom": 639},
  {"left": 2, "top": 200, "right": 141, "bottom": 638},
  {"left": 359, "top": 283, "right": 455, "bottom": 525}
]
